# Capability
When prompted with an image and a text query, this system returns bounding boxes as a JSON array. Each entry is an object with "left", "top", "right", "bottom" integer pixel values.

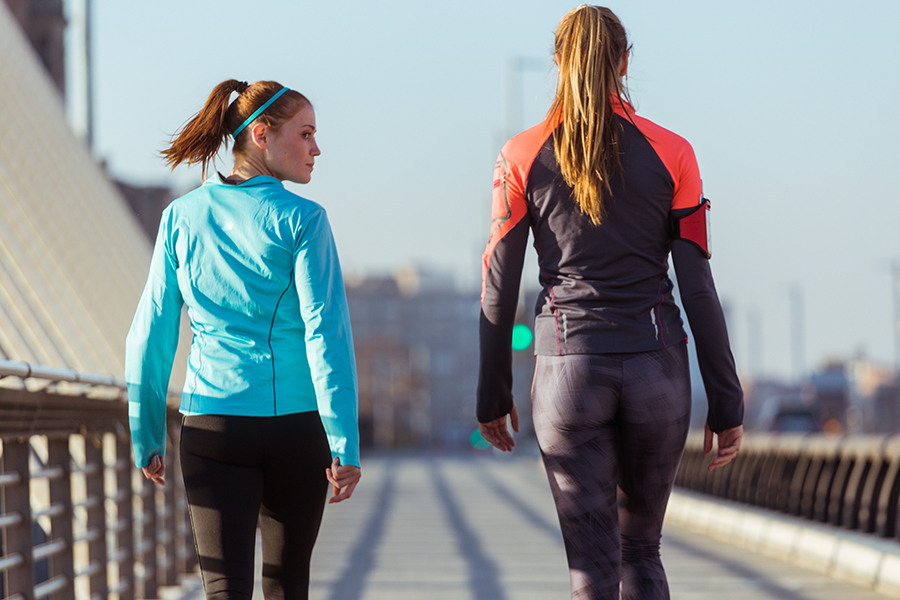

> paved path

[{"left": 171, "top": 454, "right": 892, "bottom": 599}]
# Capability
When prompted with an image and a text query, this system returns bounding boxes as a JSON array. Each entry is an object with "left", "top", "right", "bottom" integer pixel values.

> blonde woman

[{"left": 477, "top": 7, "right": 743, "bottom": 599}]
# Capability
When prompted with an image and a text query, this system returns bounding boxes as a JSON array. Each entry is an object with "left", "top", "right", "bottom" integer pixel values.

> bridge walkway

[{"left": 169, "top": 453, "right": 891, "bottom": 600}]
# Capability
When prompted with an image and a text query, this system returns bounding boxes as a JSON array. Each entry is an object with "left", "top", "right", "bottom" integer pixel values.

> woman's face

[{"left": 263, "top": 104, "right": 320, "bottom": 184}]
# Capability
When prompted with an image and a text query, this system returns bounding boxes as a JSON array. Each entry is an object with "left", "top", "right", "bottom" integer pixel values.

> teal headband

[{"left": 231, "top": 87, "right": 290, "bottom": 138}]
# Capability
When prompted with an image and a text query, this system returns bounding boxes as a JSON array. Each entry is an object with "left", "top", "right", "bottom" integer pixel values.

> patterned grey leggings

[{"left": 532, "top": 343, "right": 692, "bottom": 600}]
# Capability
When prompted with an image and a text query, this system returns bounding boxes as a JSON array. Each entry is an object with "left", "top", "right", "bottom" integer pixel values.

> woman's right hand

[
  {"left": 142, "top": 455, "right": 166, "bottom": 486},
  {"left": 478, "top": 402, "right": 520, "bottom": 452}
]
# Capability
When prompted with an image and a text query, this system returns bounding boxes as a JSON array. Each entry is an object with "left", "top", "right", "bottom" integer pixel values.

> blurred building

[
  {"left": 742, "top": 378, "right": 816, "bottom": 433},
  {"left": 346, "top": 268, "right": 540, "bottom": 452},
  {"left": 805, "top": 358, "right": 899, "bottom": 434},
  {"left": 346, "top": 268, "right": 481, "bottom": 451},
  {"left": 115, "top": 180, "right": 174, "bottom": 241},
  {"left": 2, "top": 0, "right": 66, "bottom": 96},
  {"left": 741, "top": 358, "right": 899, "bottom": 435},
  {"left": 809, "top": 361, "right": 850, "bottom": 431},
  {"left": 847, "top": 359, "right": 899, "bottom": 433}
]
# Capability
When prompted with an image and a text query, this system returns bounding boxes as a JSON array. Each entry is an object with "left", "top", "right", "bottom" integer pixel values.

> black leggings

[
  {"left": 531, "top": 343, "right": 692, "bottom": 600},
  {"left": 180, "top": 412, "right": 332, "bottom": 600}
]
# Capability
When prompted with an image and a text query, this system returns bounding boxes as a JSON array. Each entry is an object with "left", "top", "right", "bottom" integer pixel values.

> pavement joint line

[{"left": 667, "top": 489, "right": 900, "bottom": 598}]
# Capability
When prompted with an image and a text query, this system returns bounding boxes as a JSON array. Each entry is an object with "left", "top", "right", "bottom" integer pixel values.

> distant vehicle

[{"left": 769, "top": 405, "right": 821, "bottom": 433}]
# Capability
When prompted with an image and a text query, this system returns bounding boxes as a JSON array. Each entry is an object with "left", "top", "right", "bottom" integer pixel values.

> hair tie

[
  {"left": 235, "top": 80, "right": 249, "bottom": 94},
  {"left": 232, "top": 87, "right": 290, "bottom": 138}
]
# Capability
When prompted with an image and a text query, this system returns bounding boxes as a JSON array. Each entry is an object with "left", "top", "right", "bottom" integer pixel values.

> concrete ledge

[{"left": 667, "top": 489, "right": 900, "bottom": 598}]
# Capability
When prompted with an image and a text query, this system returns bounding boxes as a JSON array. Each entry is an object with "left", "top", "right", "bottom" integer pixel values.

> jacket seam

[{"left": 268, "top": 266, "right": 296, "bottom": 415}]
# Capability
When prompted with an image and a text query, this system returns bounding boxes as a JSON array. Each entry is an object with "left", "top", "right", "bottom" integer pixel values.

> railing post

[
  {"left": 2, "top": 438, "right": 35, "bottom": 600},
  {"left": 161, "top": 452, "right": 177, "bottom": 586},
  {"left": 137, "top": 475, "right": 158, "bottom": 599},
  {"left": 169, "top": 424, "right": 197, "bottom": 576},
  {"left": 47, "top": 437, "right": 75, "bottom": 600},
  {"left": 176, "top": 462, "right": 197, "bottom": 575},
  {"left": 114, "top": 436, "right": 134, "bottom": 600},
  {"left": 83, "top": 436, "right": 108, "bottom": 600}
]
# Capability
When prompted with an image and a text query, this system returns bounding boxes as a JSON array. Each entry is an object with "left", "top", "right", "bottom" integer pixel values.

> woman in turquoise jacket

[{"left": 125, "top": 79, "right": 360, "bottom": 600}]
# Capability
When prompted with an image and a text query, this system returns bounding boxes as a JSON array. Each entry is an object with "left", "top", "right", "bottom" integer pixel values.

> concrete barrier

[{"left": 667, "top": 489, "right": 900, "bottom": 597}]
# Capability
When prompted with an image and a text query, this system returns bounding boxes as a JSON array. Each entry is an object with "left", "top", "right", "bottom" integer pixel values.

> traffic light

[
  {"left": 470, "top": 429, "right": 492, "bottom": 450},
  {"left": 511, "top": 323, "right": 533, "bottom": 351}
]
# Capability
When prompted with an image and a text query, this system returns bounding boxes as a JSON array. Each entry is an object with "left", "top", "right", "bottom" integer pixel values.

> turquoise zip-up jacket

[{"left": 125, "top": 175, "right": 359, "bottom": 468}]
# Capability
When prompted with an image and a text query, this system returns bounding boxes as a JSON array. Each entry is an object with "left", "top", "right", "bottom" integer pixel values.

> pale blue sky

[{"left": 72, "top": 0, "right": 900, "bottom": 379}]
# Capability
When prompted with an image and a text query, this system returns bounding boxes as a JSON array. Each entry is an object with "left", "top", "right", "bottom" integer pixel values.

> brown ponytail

[
  {"left": 161, "top": 80, "right": 310, "bottom": 178},
  {"left": 548, "top": 5, "right": 631, "bottom": 225}
]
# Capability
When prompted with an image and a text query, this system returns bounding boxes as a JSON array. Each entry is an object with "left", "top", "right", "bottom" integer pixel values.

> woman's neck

[{"left": 227, "top": 156, "right": 275, "bottom": 184}]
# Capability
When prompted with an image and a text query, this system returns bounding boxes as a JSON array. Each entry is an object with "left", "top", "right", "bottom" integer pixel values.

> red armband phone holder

[{"left": 670, "top": 198, "right": 711, "bottom": 258}]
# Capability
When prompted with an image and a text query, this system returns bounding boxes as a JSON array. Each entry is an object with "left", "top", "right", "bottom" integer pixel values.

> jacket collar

[{"left": 207, "top": 173, "right": 283, "bottom": 188}]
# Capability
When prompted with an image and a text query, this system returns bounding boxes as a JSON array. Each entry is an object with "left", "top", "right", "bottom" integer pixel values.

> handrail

[
  {"left": 676, "top": 432, "right": 900, "bottom": 544},
  {"left": 0, "top": 359, "right": 182, "bottom": 399},
  {"left": 0, "top": 360, "right": 125, "bottom": 390}
]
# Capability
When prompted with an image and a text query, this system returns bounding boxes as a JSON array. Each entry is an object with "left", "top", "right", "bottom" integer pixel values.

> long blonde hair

[{"left": 549, "top": 5, "right": 631, "bottom": 225}]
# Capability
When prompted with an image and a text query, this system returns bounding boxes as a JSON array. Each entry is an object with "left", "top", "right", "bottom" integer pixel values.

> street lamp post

[
  {"left": 893, "top": 260, "right": 900, "bottom": 371},
  {"left": 790, "top": 284, "right": 805, "bottom": 382},
  {"left": 505, "top": 56, "right": 549, "bottom": 141}
]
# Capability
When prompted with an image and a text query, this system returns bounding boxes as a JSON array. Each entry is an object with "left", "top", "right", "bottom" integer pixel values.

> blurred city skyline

[{"left": 58, "top": 0, "right": 900, "bottom": 380}]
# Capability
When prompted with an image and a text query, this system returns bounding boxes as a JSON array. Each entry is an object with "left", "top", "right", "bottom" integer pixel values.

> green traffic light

[
  {"left": 511, "top": 323, "right": 533, "bottom": 351},
  {"left": 470, "top": 429, "right": 492, "bottom": 450}
]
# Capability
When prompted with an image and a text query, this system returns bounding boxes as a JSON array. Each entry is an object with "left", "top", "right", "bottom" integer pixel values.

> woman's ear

[
  {"left": 249, "top": 123, "right": 268, "bottom": 149},
  {"left": 619, "top": 50, "right": 630, "bottom": 77}
]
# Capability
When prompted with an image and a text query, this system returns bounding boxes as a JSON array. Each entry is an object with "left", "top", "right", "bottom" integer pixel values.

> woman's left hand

[
  {"left": 141, "top": 455, "right": 166, "bottom": 486},
  {"left": 479, "top": 402, "right": 520, "bottom": 452},
  {"left": 325, "top": 457, "right": 361, "bottom": 503}
]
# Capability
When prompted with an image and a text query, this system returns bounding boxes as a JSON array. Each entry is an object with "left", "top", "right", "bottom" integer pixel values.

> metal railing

[
  {"left": 676, "top": 432, "right": 900, "bottom": 542},
  {"left": 0, "top": 360, "right": 196, "bottom": 600}
]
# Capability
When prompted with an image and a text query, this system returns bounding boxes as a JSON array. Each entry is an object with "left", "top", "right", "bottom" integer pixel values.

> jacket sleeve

[
  {"left": 126, "top": 208, "right": 184, "bottom": 468},
  {"left": 294, "top": 209, "right": 360, "bottom": 467},
  {"left": 477, "top": 148, "right": 531, "bottom": 423},
  {"left": 671, "top": 238, "right": 743, "bottom": 432}
]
